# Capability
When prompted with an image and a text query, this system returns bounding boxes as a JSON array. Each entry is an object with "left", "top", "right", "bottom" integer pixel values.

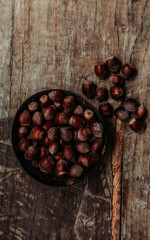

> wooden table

[{"left": 0, "top": 1, "right": 150, "bottom": 239}]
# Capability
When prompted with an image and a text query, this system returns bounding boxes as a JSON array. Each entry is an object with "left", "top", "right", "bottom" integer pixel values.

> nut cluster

[
  {"left": 82, "top": 56, "right": 147, "bottom": 134},
  {"left": 18, "top": 91, "right": 104, "bottom": 180}
]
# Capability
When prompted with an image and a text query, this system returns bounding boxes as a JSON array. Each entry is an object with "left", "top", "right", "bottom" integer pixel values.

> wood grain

[
  {"left": 112, "top": 119, "right": 123, "bottom": 240},
  {"left": 0, "top": 0, "right": 150, "bottom": 239}
]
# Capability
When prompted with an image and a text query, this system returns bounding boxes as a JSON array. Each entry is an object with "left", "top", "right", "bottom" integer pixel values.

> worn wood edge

[{"left": 112, "top": 119, "right": 123, "bottom": 240}]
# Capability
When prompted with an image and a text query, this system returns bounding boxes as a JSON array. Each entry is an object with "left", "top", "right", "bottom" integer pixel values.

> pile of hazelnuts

[
  {"left": 17, "top": 90, "right": 104, "bottom": 181},
  {"left": 82, "top": 56, "right": 147, "bottom": 134}
]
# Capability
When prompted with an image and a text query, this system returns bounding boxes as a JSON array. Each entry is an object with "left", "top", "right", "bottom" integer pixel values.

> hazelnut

[
  {"left": 19, "top": 139, "right": 30, "bottom": 152},
  {"left": 49, "top": 91, "right": 64, "bottom": 102},
  {"left": 44, "top": 105, "right": 57, "bottom": 120},
  {"left": 82, "top": 81, "right": 96, "bottom": 99},
  {"left": 42, "top": 120, "right": 55, "bottom": 131},
  {"left": 95, "top": 87, "right": 108, "bottom": 102},
  {"left": 48, "top": 127, "right": 59, "bottom": 141},
  {"left": 19, "top": 110, "right": 31, "bottom": 126},
  {"left": 114, "top": 106, "right": 129, "bottom": 121},
  {"left": 63, "top": 95, "right": 75, "bottom": 112},
  {"left": 120, "top": 63, "right": 136, "bottom": 79},
  {"left": 64, "top": 145, "right": 77, "bottom": 162},
  {"left": 110, "top": 75, "right": 124, "bottom": 85},
  {"left": 28, "top": 101, "right": 38, "bottom": 113},
  {"left": 30, "top": 127, "right": 45, "bottom": 140},
  {"left": 91, "top": 139, "right": 103, "bottom": 153},
  {"left": 39, "top": 146, "right": 49, "bottom": 158},
  {"left": 49, "top": 141, "right": 60, "bottom": 155},
  {"left": 110, "top": 85, "right": 124, "bottom": 99},
  {"left": 74, "top": 105, "right": 84, "bottom": 116},
  {"left": 124, "top": 98, "right": 139, "bottom": 112},
  {"left": 69, "top": 116, "right": 85, "bottom": 129},
  {"left": 99, "top": 102, "right": 113, "bottom": 117},
  {"left": 54, "top": 112, "right": 69, "bottom": 126},
  {"left": 69, "top": 165, "right": 84, "bottom": 178},
  {"left": 129, "top": 118, "right": 146, "bottom": 133},
  {"left": 24, "top": 145, "right": 38, "bottom": 160},
  {"left": 83, "top": 109, "right": 95, "bottom": 123},
  {"left": 94, "top": 63, "right": 109, "bottom": 79},
  {"left": 136, "top": 104, "right": 146, "bottom": 119},
  {"left": 55, "top": 159, "right": 68, "bottom": 176},
  {"left": 54, "top": 102, "right": 63, "bottom": 109},
  {"left": 18, "top": 126, "right": 29, "bottom": 139},
  {"left": 39, "top": 156, "right": 55, "bottom": 174},
  {"left": 78, "top": 127, "right": 92, "bottom": 141},
  {"left": 106, "top": 56, "right": 121, "bottom": 73},
  {"left": 91, "top": 122, "right": 103, "bottom": 138},
  {"left": 39, "top": 94, "right": 50, "bottom": 107},
  {"left": 60, "top": 127, "right": 73, "bottom": 142},
  {"left": 75, "top": 142, "right": 90, "bottom": 154},
  {"left": 32, "top": 111, "right": 44, "bottom": 126}
]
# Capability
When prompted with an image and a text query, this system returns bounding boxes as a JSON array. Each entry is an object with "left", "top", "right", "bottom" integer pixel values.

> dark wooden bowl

[{"left": 12, "top": 89, "right": 107, "bottom": 187}]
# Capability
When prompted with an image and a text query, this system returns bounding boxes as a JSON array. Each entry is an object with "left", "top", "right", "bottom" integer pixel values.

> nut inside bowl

[{"left": 12, "top": 89, "right": 107, "bottom": 187}]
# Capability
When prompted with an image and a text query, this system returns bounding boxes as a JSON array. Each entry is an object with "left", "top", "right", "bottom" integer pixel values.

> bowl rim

[{"left": 12, "top": 89, "right": 107, "bottom": 187}]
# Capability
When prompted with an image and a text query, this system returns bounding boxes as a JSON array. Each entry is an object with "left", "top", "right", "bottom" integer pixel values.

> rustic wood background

[{"left": 0, "top": 0, "right": 150, "bottom": 239}]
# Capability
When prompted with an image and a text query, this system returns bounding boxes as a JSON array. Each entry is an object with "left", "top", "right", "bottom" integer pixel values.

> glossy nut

[
  {"left": 39, "top": 146, "right": 49, "bottom": 158},
  {"left": 30, "top": 127, "right": 46, "bottom": 140},
  {"left": 110, "top": 85, "right": 124, "bottom": 99},
  {"left": 106, "top": 56, "right": 121, "bottom": 73},
  {"left": 91, "top": 122, "right": 103, "bottom": 138},
  {"left": 78, "top": 127, "right": 92, "bottom": 141},
  {"left": 69, "top": 116, "right": 85, "bottom": 129},
  {"left": 18, "top": 126, "right": 29, "bottom": 139},
  {"left": 44, "top": 105, "right": 57, "bottom": 120},
  {"left": 19, "top": 110, "right": 31, "bottom": 126},
  {"left": 49, "top": 141, "right": 60, "bottom": 155},
  {"left": 75, "top": 142, "right": 90, "bottom": 153},
  {"left": 42, "top": 120, "right": 55, "bottom": 131},
  {"left": 124, "top": 98, "right": 139, "bottom": 112},
  {"left": 39, "top": 156, "right": 55, "bottom": 174},
  {"left": 24, "top": 145, "right": 38, "bottom": 160},
  {"left": 91, "top": 139, "right": 103, "bottom": 153},
  {"left": 77, "top": 153, "right": 99, "bottom": 167},
  {"left": 19, "top": 139, "right": 30, "bottom": 152},
  {"left": 110, "top": 75, "right": 124, "bottom": 85},
  {"left": 99, "top": 102, "right": 113, "bottom": 117},
  {"left": 54, "top": 112, "right": 69, "bottom": 126},
  {"left": 95, "top": 87, "right": 108, "bottom": 102},
  {"left": 69, "top": 165, "right": 84, "bottom": 178},
  {"left": 60, "top": 127, "right": 73, "bottom": 142},
  {"left": 48, "top": 127, "right": 59, "bottom": 141},
  {"left": 114, "top": 106, "right": 129, "bottom": 121},
  {"left": 63, "top": 95, "right": 75, "bottom": 112},
  {"left": 83, "top": 109, "right": 95, "bottom": 123},
  {"left": 129, "top": 118, "right": 146, "bottom": 133},
  {"left": 82, "top": 81, "right": 96, "bottom": 99},
  {"left": 74, "top": 105, "right": 84, "bottom": 116},
  {"left": 94, "top": 63, "right": 109, "bottom": 79},
  {"left": 64, "top": 145, "right": 77, "bottom": 162},
  {"left": 55, "top": 159, "right": 68, "bottom": 176},
  {"left": 39, "top": 94, "right": 50, "bottom": 107},
  {"left": 32, "top": 111, "right": 44, "bottom": 126},
  {"left": 28, "top": 101, "right": 38, "bottom": 113},
  {"left": 49, "top": 91, "right": 64, "bottom": 102},
  {"left": 120, "top": 63, "right": 136, "bottom": 79},
  {"left": 136, "top": 105, "right": 146, "bottom": 119}
]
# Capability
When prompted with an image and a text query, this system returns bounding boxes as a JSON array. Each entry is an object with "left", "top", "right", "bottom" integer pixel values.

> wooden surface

[{"left": 0, "top": 0, "right": 150, "bottom": 239}]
